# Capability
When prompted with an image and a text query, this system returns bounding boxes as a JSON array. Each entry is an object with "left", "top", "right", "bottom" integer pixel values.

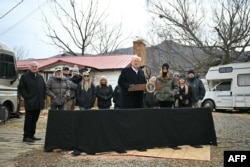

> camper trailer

[
  {"left": 201, "top": 62, "right": 250, "bottom": 111},
  {"left": 0, "top": 42, "right": 19, "bottom": 121}
]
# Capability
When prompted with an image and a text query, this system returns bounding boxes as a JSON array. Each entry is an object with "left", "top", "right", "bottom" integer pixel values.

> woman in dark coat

[
  {"left": 174, "top": 75, "right": 192, "bottom": 108},
  {"left": 95, "top": 76, "right": 113, "bottom": 109},
  {"left": 76, "top": 71, "right": 96, "bottom": 110},
  {"left": 118, "top": 55, "right": 147, "bottom": 109}
]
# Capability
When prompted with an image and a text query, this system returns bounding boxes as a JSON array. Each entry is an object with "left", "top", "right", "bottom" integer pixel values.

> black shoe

[
  {"left": 137, "top": 149, "right": 147, "bottom": 152},
  {"left": 86, "top": 152, "right": 96, "bottom": 155},
  {"left": 170, "top": 146, "right": 181, "bottom": 150},
  {"left": 71, "top": 150, "right": 81, "bottom": 156},
  {"left": 191, "top": 145, "right": 203, "bottom": 148},
  {"left": 23, "top": 137, "right": 35, "bottom": 143},
  {"left": 31, "top": 136, "right": 41, "bottom": 140},
  {"left": 116, "top": 150, "right": 127, "bottom": 154}
]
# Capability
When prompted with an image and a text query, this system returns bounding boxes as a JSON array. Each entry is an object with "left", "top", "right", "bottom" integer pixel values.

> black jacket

[
  {"left": 67, "top": 74, "right": 83, "bottom": 100},
  {"left": 18, "top": 71, "right": 46, "bottom": 110},
  {"left": 76, "top": 83, "right": 96, "bottom": 109},
  {"left": 118, "top": 67, "right": 147, "bottom": 108},
  {"left": 113, "top": 85, "right": 121, "bottom": 108},
  {"left": 71, "top": 74, "right": 82, "bottom": 84},
  {"left": 186, "top": 77, "right": 206, "bottom": 103},
  {"left": 174, "top": 84, "right": 192, "bottom": 107},
  {"left": 96, "top": 85, "right": 113, "bottom": 108}
]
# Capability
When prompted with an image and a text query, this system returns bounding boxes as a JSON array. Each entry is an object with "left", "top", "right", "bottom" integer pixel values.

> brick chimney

[
  {"left": 133, "top": 39, "right": 149, "bottom": 79},
  {"left": 133, "top": 40, "right": 146, "bottom": 66}
]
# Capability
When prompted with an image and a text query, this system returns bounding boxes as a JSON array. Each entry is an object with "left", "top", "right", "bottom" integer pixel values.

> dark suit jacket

[
  {"left": 118, "top": 67, "right": 147, "bottom": 108},
  {"left": 18, "top": 71, "right": 46, "bottom": 111}
]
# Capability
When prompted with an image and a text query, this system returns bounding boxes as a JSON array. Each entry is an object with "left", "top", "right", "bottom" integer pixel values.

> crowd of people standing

[{"left": 18, "top": 57, "right": 206, "bottom": 147}]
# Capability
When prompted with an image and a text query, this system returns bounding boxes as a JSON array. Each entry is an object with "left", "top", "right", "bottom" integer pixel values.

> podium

[
  {"left": 128, "top": 83, "right": 162, "bottom": 92},
  {"left": 128, "top": 84, "right": 146, "bottom": 91}
]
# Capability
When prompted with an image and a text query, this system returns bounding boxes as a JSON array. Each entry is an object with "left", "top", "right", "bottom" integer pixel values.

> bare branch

[
  {"left": 14, "top": 46, "right": 29, "bottom": 60},
  {"left": 147, "top": 0, "right": 250, "bottom": 75},
  {"left": 41, "top": 0, "right": 127, "bottom": 55}
]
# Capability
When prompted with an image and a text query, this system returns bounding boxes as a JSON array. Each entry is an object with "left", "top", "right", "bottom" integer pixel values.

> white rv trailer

[
  {"left": 0, "top": 42, "right": 20, "bottom": 121},
  {"left": 201, "top": 62, "right": 250, "bottom": 111}
]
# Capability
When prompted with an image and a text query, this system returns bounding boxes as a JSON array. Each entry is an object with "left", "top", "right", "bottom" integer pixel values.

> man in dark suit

[
  {"left": 118, "top": 55, "right": 147, "bottom": 109},
  {"left": 18, "top": 61, "right": 46, "bottom": 143}
]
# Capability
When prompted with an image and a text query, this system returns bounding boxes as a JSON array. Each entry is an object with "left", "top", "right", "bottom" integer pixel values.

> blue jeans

[{"left": 51, "top": 104, "right": 64, "bottom": 110}]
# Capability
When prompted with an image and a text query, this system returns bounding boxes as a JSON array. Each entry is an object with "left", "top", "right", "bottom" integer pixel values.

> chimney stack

[{"left": 133, "top": 40, "right": 146, "bottom": 66}]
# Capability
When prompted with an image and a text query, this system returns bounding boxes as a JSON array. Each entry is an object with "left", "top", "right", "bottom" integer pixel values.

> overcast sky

[{"left": 0, "top": 0, "right": 150, "bottom": 59}]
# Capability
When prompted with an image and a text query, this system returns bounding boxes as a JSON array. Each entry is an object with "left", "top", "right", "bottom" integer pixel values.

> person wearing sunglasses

[
  {"left": 154, "top": 63, "right": 178, "bottom": 108},
  {"left": 76, "top": 71, "right": 96, "bottom": 110},
  {"left": 154, "top": 63, "right": 179, "bottom": 150},
  {"left": 62, "top": 66, "right": 71, "bottom": 79},
  {"left": 173, "top": 72, "right": 180, "bottom": 82}
]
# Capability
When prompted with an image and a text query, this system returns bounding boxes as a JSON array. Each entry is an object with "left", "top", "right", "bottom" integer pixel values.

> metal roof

[{"left": 17, "top": 54, "right": 134, "bottom": 71}]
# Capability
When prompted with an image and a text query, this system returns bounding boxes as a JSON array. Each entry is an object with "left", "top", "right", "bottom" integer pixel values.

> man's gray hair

[
  {"left": 131, "top": 55, "right": 141, "bottom": 61},
  {"left": 29, "top": 61, "right": 39, "bottom": 67}
]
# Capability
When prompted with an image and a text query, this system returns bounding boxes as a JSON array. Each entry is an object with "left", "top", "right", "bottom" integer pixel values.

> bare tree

[
  {"left": 14, "top": 46, "right": 29, "bottom": 60},
  {"left": 213, "top": 0, "right": 250, "bottom": 64},
  {"left": 147, "top": 0, "right": 250, "bottom": 75},
  {"left": 42, "top": 0, "right": 127, "bottom": 56},
  {"left": 91, "top": 22, "right": 127, "bottom": 55}
]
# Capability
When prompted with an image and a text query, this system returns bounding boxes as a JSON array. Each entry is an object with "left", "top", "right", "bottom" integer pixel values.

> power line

[
  {"left": 0, "top": 0, "right": 48, "bottom": 36},
  {"left": 0, "top": 0, "right": 24, "bottom": 20}
]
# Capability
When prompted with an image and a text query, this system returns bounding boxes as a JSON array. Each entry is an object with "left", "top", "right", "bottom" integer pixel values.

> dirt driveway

[{"left": 0, "top": 111, "right": 249, "bottom": 167}]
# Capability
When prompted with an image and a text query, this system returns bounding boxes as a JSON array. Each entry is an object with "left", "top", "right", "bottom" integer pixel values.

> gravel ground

[{"left": 11, "top": 111, "right": 250, "bottom": 167}]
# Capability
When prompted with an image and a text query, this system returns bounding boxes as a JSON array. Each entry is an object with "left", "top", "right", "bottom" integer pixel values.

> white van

[
  {"left": 201, "top": 62, "right": 250, "bottom": 111},
  {"left": 0, "top": 42, "right": 20, "bottom": 121}
]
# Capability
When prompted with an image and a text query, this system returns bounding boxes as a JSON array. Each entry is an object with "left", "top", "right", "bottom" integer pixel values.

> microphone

[{"left": 139, "top": 65, "right": 152, "bottom": 79}]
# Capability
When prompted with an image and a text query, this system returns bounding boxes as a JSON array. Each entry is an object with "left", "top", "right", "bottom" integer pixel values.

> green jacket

[{"left": 155, "top": 77, "right": 178, "bottom": 102}]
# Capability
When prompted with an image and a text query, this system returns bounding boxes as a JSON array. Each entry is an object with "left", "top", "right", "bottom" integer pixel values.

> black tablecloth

[{"left": 44, "top": 107, "right": 217, "bottom": 153}]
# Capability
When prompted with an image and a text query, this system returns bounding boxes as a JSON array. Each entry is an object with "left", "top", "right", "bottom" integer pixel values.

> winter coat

[
  {"left": 113, "top": 85, "right": 121, "bottom": 108},
  {"left": 154, "top": 76, "right": 178, "bottom": 102},
  {"left": 66, "top": 75, "right": 82, "bottom": 100},
  {"left": 174, "top": 84, "right": 192, "bottom": 107},
  {"left": 118, "top": 67, "right": 147, "bottom": 108},
  {"left": 18, "top": 71, "right": 46, "bottom": 110},
  {"left": 46, "top": 77, "right": 70, "bottom": 105},
  {"left": 66, "top": 80, "right": 78, "bottom": 100},
  {"left": 186, "top": 77, "right": 206, "bottom": 103},
  {"left": 95, "top": 85, "right": 113, "bottom": 108},
  {"left": 71, "top": 74, "right": 83, "bottom": 84},
  {"left": 76, "top": 83, "right": 96, "bottom": 109}
]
